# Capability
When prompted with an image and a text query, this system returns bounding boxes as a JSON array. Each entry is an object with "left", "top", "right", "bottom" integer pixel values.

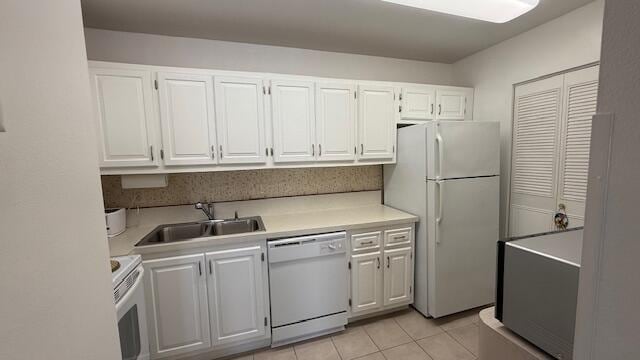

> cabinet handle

[
  {"left": 219, "top": 145, "right": 223, "bottom": 158},
  {"left": 386, "top": 256, "right": 390, "bottom": 268},
  {"left": 150, "top": 145, "right": 154, "bottom": 161},
  {"left": 198, "top": 262, "right": 202, "bottom": 276},
  {"left": 270, "top": 147, "right": 274, "bottom": 156},
  {"left": 360, "top": 144, "right": 364, "bottom": 156},
  {"left": 211, "top": 145, "right": 215, "bottom": 159},
  {"left": 376, "top": 257, "right": 381, "bottom": 269},
  {"left": 209, "top": 259, "right": 213, "bottom": 274},
  {"left": 431, "top": 104, "right": 434, "bottom": 115},
  {"left": 438, "top": 104, "right": 442, "bottom": 115},
  {"left": 312, "top": 144, "right": 315, "bottom": 156},
  {"left": 360, "top": 240, "right": 374, "bottom": 245},
  {"left": 319, "top": 144, "right": 322, "bottom": 156},
  {"left": 354, "top": 146, "right": 357, "bottom": 155}
]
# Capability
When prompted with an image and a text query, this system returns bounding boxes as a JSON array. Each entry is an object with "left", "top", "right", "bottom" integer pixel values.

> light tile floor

[{"left": 228, "top": 306, "right": 484, "bottom": 360}]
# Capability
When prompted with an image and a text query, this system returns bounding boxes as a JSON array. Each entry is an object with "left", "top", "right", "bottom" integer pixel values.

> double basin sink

[{"left": 135, "top": 216, "right": 265, "bottom": 247}]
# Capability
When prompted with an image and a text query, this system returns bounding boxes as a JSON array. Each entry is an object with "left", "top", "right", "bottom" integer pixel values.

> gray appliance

[
  {"left": 268, "top": 232, "right": 348, "bottom": 347},
  {"left": 496, "top": 228, "right": 582, "bottom": 360}
]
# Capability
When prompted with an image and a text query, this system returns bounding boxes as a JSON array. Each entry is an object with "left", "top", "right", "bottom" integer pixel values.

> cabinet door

[
  {"left": 383, "top": 247, "right": 412, "bottom": 306},
  {"left": 316, "top": 82, "right": 357, "bottom": 161},
  {"left": 358, "top": 85, "right": 396, "bottom": 160},
  {"left": 271, "top": 79, "right": 317, "bottom": 162},
  {"left": 557, "top": 66, "right": 599, "bottom": 227},
  {"left": 435, "top": 88, "right": 469, "bottom": 120},
  {"left": 401, "top": 86, "right": 435, "bottom": 121},
  {"left": 509, "top": 75, "right": 564, "bottom": 237},
  {"left": 157, "top": 72, "right": 217, "bottom": 165},
  {"left": 206, "top": 246, "right": 267, "bottom": 346},
  {"left": 89, "top": 67, "right": 158, "bottom": 168},
  {"left": 143, "top": 254, "right": 210, "bottom": 358},
  {"left": 214, "top": 76, "right": 267, "bottom": 164},
  {"left": 351, "top": 252, "right": 383, "bottom": 314}
]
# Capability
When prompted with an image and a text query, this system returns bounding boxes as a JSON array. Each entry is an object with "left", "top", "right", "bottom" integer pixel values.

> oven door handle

[{"left": 116, "top": 266, "right": 145, "bottom": 312}]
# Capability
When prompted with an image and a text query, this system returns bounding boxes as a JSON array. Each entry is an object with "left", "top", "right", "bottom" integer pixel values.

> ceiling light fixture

[{"left": 381, "top": 0, "right": 540, "bottom": 23}]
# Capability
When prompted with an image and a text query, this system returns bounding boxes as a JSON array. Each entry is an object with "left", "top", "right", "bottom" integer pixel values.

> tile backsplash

[{"left": 101, "top": 166, "right": 382, "bottom": 209}]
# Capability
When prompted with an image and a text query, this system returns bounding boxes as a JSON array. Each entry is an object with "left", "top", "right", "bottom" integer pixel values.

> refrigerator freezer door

[
  {"left": 426, "top": 121, "right": 500, "bottom": 179},
  {"left": 427, "top": 176, "right": 499, "bottom": 317}
]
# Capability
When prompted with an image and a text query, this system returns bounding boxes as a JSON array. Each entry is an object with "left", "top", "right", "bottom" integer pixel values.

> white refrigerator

[{"left": 384, "top": 121, "right": 500, "bottom": 318}]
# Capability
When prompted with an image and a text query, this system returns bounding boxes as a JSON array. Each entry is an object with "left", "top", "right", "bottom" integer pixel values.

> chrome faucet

[{"left": 195, "top": 202, "right": 215, "bottom": 220}]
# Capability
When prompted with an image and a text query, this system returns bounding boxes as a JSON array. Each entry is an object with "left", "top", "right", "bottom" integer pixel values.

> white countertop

[{"left": 108, "top": 191, "right": 418, "bottom": 257}]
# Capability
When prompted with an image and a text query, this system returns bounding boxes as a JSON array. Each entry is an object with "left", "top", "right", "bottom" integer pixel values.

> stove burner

[{"left": 111, "top": 260, "right": 121, "bottom": 273}]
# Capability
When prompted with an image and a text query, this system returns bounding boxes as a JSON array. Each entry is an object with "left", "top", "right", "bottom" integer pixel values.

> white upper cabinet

[
  {"left": 214, "top": 76, "right": 267, "bottom": 164},
  {"left": 271, "top": 79, "right": 317, "bottom": 163},
  {"left": 206, "top": 246, "right": 267, "bottom": 346},
  {"left": 90, "top": 62, "right": 475, "bottom": 174},
  {"left": 435, "top": 88, "right": 472, "bottom": 120},
  {"left": 157, "top": 72, "right": 217, "bottom": 165},
  {"left": 316, "top": 82, "right": 357, "bottom": 161},
  {"left": 89, "top": 67, "right": 158, "bottom": 167},
  {"left": 358, "top": 85, "right": 397, "bottom": 160},
  {"left": 400, "top": 86, "right": 435, "bottom": 121}
]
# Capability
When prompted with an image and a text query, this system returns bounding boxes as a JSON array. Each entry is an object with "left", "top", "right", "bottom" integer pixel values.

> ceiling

[{"left": 81, "top": 0, "right": 595, "bottom": 63}]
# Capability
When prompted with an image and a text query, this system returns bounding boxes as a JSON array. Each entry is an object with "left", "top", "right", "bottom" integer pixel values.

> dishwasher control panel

[
  {"left": 267, "top": 232, "right": 347, "bottom": 263},
  {"left": 320, "top": 239, "right": 345, "bottom": 253}
]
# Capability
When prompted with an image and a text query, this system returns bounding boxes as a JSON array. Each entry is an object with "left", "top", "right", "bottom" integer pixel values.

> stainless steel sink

[{"left": 135, "top": 216, "right": 265, "bottom": 246}]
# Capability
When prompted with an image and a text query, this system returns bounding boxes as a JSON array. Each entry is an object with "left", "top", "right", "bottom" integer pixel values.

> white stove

[
  {"left": 110, "top": 254, "right": 150, "bottom": 360},
  {"left": 111, "top": 255, "right": 142, "bottom": 291}
]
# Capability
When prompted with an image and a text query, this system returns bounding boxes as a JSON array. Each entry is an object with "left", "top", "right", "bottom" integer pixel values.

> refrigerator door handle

[
  {"left": 435, "top": 180, "right": 443, "bottom": 244},
  {"left": 435, "top": 132, "right": 444, "bottom": 180}
]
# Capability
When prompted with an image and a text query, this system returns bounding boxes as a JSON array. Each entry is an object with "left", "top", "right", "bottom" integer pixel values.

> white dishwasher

[{"left": 268, "top": 232, "right": 348, "bottom": 347}]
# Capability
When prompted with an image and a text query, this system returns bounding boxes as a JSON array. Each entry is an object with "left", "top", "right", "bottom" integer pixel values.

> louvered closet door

[
  {"left": 557, "top": 66, "right": 599, "bottom": 228},
  {"left": 509, "top": 75, "right": 564, "bottom": 237}
]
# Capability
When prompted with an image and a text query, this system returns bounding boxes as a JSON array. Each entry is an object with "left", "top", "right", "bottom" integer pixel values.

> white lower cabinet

[
  {"left": 143, "top": 242, "right": 269, "bottom": 359},
  {"left": 351, "top": 251, "right": 383, "bottom": 313},
  {"left": 206, "top": 246, "right": 267, "bottom": 346},
  {"left": 144, "top": 254, "right": 211, "bottom": 358},
  {"left": 383, "top": 247, "right": 412, "bottom": 306},
  {"left": 349, "top": 224, "right": 414, "bottom": 317}
]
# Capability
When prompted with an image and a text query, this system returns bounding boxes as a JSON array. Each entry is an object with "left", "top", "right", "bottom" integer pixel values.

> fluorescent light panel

[{"left": 382, "top": 0, "right": 540, "bottom": 23}]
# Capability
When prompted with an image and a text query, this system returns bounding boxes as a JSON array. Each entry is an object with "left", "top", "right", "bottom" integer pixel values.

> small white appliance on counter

[
  {"left": 267, "top": 232, "right": 348, "bottom": 346},
  {"left": 384, "top": 121, "right": 500, "bottom": 318},
  {"left": 106, "top": 208, "right": 126, "bottom": 237},
  {"left": 112, "top": 255, "right": 150, "bottom": 360}
]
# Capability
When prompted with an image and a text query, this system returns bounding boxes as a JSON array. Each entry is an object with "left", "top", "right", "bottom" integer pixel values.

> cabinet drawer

[
  {"left": 384, "top": 227, "right": 412, "bottom": 247},
  {"left": 351, "top": 231, "right": 381, "bottom": 251}
]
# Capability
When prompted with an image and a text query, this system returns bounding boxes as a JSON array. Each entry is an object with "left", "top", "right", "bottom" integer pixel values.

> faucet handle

[{"left": 195, "top": 202, "right": 204, "bottom": 209}]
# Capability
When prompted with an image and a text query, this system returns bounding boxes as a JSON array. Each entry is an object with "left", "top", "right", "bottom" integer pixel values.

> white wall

[
  {"left": 0, "top": 2, "right": 120, "bottom": 360},
  {"left": 452, "top": 0, "right": 604, "bottom": 236},
  {"left": 84, "top": 28, "right": 454, "bottom": 84},
  {"left": 574, "top": 1, "right": 640, "bottom": 358}
]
